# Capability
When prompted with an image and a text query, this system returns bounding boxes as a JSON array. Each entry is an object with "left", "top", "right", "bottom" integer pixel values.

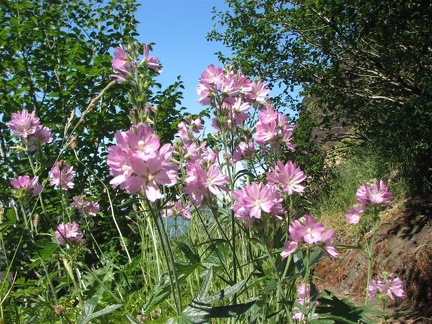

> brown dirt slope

[{"left": 315, "top": 196, "right": 432, "bottom": 323}]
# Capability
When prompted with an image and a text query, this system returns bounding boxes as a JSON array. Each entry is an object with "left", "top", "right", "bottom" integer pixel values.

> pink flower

[
  {"left": 255, "top": 119, "right": 277, "bottom": 144},
  {"left": 71, "top": 195, "right": 100, "bottom": 217},
  {"left": 254, "top": 107, "right": 295, "bottom": 151},
  {"left": 107, "top": 125, "right": 178, "bottom": 200},
  {"left": 110, "top": 45, "right": 136, "bottom": 83},
  {"left": 10, "top": 175, "right": 44, "bottom": 196},
  {"left": 28, "top": 126, "right": 53, "bottom": 151},
  {"left": 184, "top": 162, "right": 229, "bottom": 206},
  {"left": 247, "top": 80, "right": 271, "bottom": 104},
  {"left": 231, "top": 182, "right": 282, "bottom": 220},
  {"left": 55, "top": 221, "right": 84, "bottom": 245},
  {"left": 258, "top": 106, "right": 278, "bottom": 124},
  {"left": 267, "top": 161, "right": 306, "bottom": 195},
  {"left": 112, "top": 46, "right": 128, "bottom": 71},
  {"left": 368, "top": 180, "right": 392, "bottom": 205},
  {"left": 126, "top": 124, "right": 160, "bottom": 160},
  {"left": 176, "top": 117, "right": 204, "bottom": 143},
  {"left": 7, "top": 109, "right": 40, "bottom": 138},
  {"left": 126, "top": 147, "right": 178, "bottom": 201},
  {"left": 282, "top": 215, "right": 338, "bottom": 260},
  {"left": 198, "top": 64, "right": 225, "bottom": 86},
  {"left": 163, "top": 201, "right": 192, "bottom": 220},
  {"left": 280, "top": 241, "right": 298, "bottom": 259},
  {"left": 345, "top": 205, "right": 365, "bottom": 225},
  {"left": 107, "top": 130, "right": 134, "bottom": 185},
  {"left": 355, "top": 184, "right": 369, "bottom": 205},
  {"left": 197, "top": 82, "right": 214, "bottom": 106},
  {"left": 382, "top": 276, "right": 405, "bottom": 300},
  {"left": 302, "top": 215, "right": 326, "bottom": 244},
  {"left": 369, "top": 273, "right": 405, "bottom": 301},
  {"left": 368, "top": 278, "right": 379, "bottom": 298},
  {"left": 231, "top": 98, "right": 250, "bottom": 124},
  {"left": 205, "top": 165, "right": 230, "bottom": 195},
  {"left": 143, "top": 43, "right": 161, "bottom": 72},
  {"left": 289, "top": 215, "right": 325, "bottom": 244},
  {"left": 50, "top": 161, "right": 76, "bottom": 191},
  {"left": 292, "top": 282, "right": 320, "bottom": 321},
  {"left": 356, "top": 180, "right": 392, "bottom": 206},
  {"left": 233, "top": 141, "right": 254, "bottom": 162},
  {"left": 321, "top": 229, "right": 339, "bottom": 259}
]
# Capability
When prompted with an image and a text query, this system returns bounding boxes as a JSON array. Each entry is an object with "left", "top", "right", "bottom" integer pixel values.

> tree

[{"left": 208, "top": 0, "right": 432, "bottom": 192}]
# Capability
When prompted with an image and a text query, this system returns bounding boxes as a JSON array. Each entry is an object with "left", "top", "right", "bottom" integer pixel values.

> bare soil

[{"left": 314, "top": 196, "right": 432, "bottom": 323}]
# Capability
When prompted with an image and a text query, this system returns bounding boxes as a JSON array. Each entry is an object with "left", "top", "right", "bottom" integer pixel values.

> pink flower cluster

[
  {"left": 345, "top": 180, "right": 392, "bottom": 224},
  {"left": 10, "top": 175, "right": 44, "bottom": 197},
  {"left": 71, "top": 195, "right": 100, "bottom": 217},
  {"left": 55, "top": 221, "right": 84, "bottom": 246},
  {"left": 197, "top": 65, "right": 274, "bottom": 132},
  {"left": 110, "top": 43, "right": 161, "bottom": 83},
  {"left": 177, "top": 116, "right": 204, "bottom": 144},
  {"left": 230, "top": 161, "right": 306, "bottom": 226},
  {"left": 184, "top": 162, "right": 229, "bottom": 207},
  {"left": 281, "top": 215, "right": 338, "bottom": 260},
  {"left": 369, "top": 273, "right": 405, "bottom": 301},
  {"left": 292, "top": 282, "right": 320, "bottom": 321},
  {"left": 50, "top": 161, "right": 76, "bottom": 191},
  {"left": 255, "top": 106, "right": 295, "bottom": 151},
  {"left": 173, "top": 120, "right": 231, "bottom": 208},
  {"left": 196, "top": 65, "right": 295, "bottom": 161},
  {"left": 7, "top": 109, "right": 53, "bottom": 150},
  {"left": 107, "top": 124, "right": 178, "bottom": 201}
]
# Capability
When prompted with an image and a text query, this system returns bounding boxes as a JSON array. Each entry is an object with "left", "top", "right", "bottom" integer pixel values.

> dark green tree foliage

[
  {"left": 0, "top": 0, "right": 138, "bottom": 191},
  {"left": 209, "top": 0, "right": 432, "bottom": 192}
]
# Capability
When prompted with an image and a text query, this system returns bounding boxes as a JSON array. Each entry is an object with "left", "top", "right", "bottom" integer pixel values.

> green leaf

[
  {"left": 28, "top": 242, "right": 58, "bottom": 270},
  {"left": 142, "top": 276, "right": 172, "bottom": 314},
  {"left": 90, "top": 303, "right": 123, "bottom": 320},
  {"left": 77, "top": 296, "right": 98, "bottom": 324},
  {"left": 316, "top": 290, "right": 381, "bottom": 323},
  {"left": 195, "top": 266, "right": 213, "bottom": 301},
  {"left": 174, "top": 267, "right": 255, "bottom": 322},
  {"left": 176, "top": 241, "right": 201, "bottom": 264}
]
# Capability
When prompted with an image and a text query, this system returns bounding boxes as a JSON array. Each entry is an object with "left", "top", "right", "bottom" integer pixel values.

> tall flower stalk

[{"left": 345, "top": 180, "right": 393, "bottom": 305}]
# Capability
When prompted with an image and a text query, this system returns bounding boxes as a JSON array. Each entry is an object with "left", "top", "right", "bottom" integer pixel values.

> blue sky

[{"left": 135, "top": 0, "right": 230, "bottom": 116}]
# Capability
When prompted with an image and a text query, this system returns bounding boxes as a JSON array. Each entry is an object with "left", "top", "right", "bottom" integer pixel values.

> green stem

[
  {"left": 62, "top": 256, "right": 82, "bottom": 308},
  {"left": 30, "top": 232, "right": 59, "bottom": 305},
  {"left": 262, "top": 235, "right": 292, "bottom": 322},
  {"left": 364, "top": 206, "right": 380, "bottom": 305},
  {"left": 147, "top": 200, "right": 182, "bottom": 315},
  {"left": 195, "top": 207, "right": 232, "bottom": 283}
]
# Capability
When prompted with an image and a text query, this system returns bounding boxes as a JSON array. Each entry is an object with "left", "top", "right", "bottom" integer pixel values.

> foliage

[{"left": 208, "top": 0, "right": 432, "bottom": 193}]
